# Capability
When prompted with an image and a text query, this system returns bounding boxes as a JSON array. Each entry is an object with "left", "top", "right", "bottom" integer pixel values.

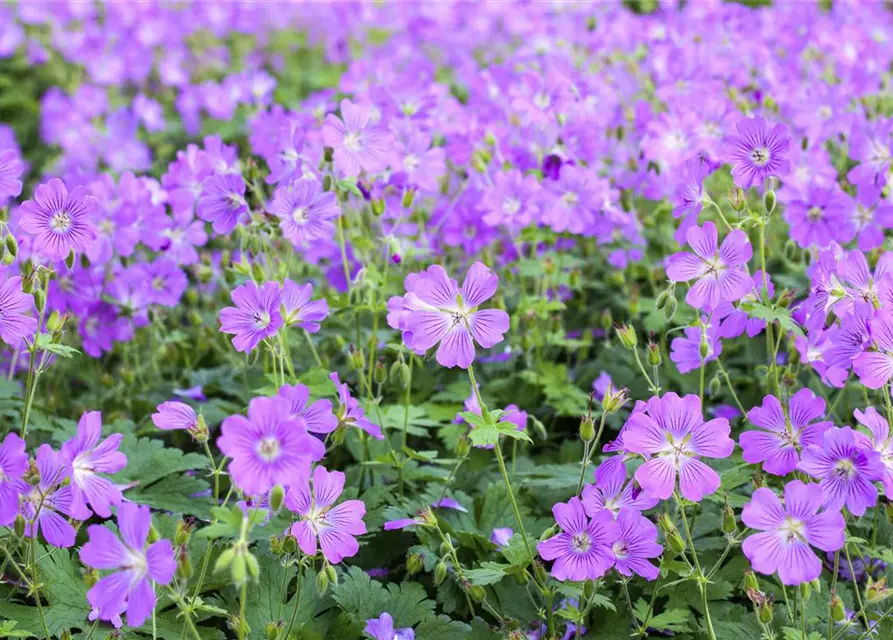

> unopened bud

[
  {"left": 763, "top": 190, "right": 776, "bottom": 214},
  {"left": 406, "top": 553, "right": 424, "bottom": 575},
  {"left": 269, "top": 485, "right": 285, "bottom": 513},
  {"left": 468, "top": 585, "right": 486, "bottom": 602},
  {"left": 800, "top": 581, "right": 811, "bottom": 601},
  {"left": 175, "top": 520, "right": 193, "bottom": 546},
  {"left": 46, "top": 310, "right": 63, "bottom": 333},
  {"left": 758, "top": 599, "right": 773, "bottom": 624},
  {"left": 32, "top": 289, "right": 45, "bottom": 314},
  {"left": 455, "top": 436, "right": 471, "bottom": 458},
  {"left": 230, "top": 554, "right": 248, "bottom": 585},
  {"left": 616, "top": 325, "right": 637, "bottom": 350},
  {"left": 434, "top": 561, "right": 447, "bottom": 586},
  {"left": 602, "top": 386, "right": 630, "bottom": 414},
  {"left": 323, "top": 147, "right": 334, "bottom": 163},
  {"left": 21, "top": 276, "right": 32, "bottom": 294},
  {"left": 744, "top": 570, "right": 759, "bottom": 593},
  {"left": 326, "top": 563, "right": 338, "bottom": 586},
  {"left": 265, "top": 621, "right": 283, "bottom": 640},
  {"left": 663, "top": 296, "right": 678, "bottom": 322},
  {"left": 214, "top": 548, "right": 236, "bottom": 573},
  {"left": 177, "top": 552, "right": 193, "bottom": 580},
  {"left": 579, "top": 416, "right": 595, "bottom": 442},
  {"left": 148, "top": 525, "right": 160, "bottom": 544},
  {"left": 647, "top": 342, "right": 662, "bottom": 367},
  {"left": 867, "top": 577, "right": 890, "bottom": 602},
  {"left": 316, "top": 569, "right": 329, "bottom": 594},
  {"left": 2, "top": 251, "right": 14, "bottom": 265},
  {"left": 830, "top": 594, "right": 846, "bottom": 622},
  {"left": 13, "top": 514, "right": 25, "bottom": 538},
  {"left": 371, "top": 198, "right": 385, "bottom": 217},
  {"left": 322, "top": 175, "right": 332, "bottom": 192},
  {"left": 374, "top": 360, "right": 387, "bottom": 385},
  {"left": 708, "top": 375, "right": 721, "bottom": 397},
  {"left": 401, "top": 189, "right": 415, "bottom": 209},
  {"left": 65, "top": 250, "right": 76, "bottom": 270},
  {"left": 600, "top": 310, "right": 613, "bottom": 333},
  {"left": 722, "top": 503, "right": 737, "bottom": 534},
  {"left": 655, "top": 290, "right": 670, "bottom": 310},
  {"left": 348, "top": 346, "right": 365, "bottom": 371},
  {"left": 4, "top": 234, "right": 17, "bottom": 259},
  {"left": 282, "top": 535, "right": 298, "bottom": 555},
  {"left": 699, "top": 335, "right": 711, "bottom": 360}
]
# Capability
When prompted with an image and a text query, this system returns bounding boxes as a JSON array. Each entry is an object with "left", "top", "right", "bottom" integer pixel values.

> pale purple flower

[
  {"left": 322, "top": 100, "right": 392, "bottom": 177},
  {"left": 537, "top": 497, "right": 618, "bottom": 581},
  {"left": 286, "top": 466, "right": 366, "bottom": 564},
  {"left": 196, "top": 173, "right": 248, "bottom": 235},
  {"left": 217, "top": 396, "right": 324, "bottom": 496},
  {"left": 723, "top": 116, "right": 792, "bottom": 189},
  {"left": 61, "top": 411, "right": 127, "bottom": 518},
  {"left": 612, "top": 509, "right": 663, "bottom": 581},
  {"left": 853, "top": 310, "right": 893, "bottom": 389},
  {"left": 151, "top": 401, "right": 199, "bottom": 431},
  {"left": 785, "top": 185, "right": 855, "bottom": 249},
  {"left": 0, "top": 276, "right": 37, "bottom": 345},
  {"left": 0, "top": 148, "right": 23, "bottom": 201},
  {"left": 481, "top": 170, "right": 541, "bottom": 230},
  {"left": 742, "top": 480, "right": 844, "bottom": 585},
  {"left": 80, "top": 502, "right": 176, "bottom": 627},
  {"left": 20, "top": 444, "right": 90, "bottom": 548},
  {"left": 853, "top": 407, "right": 893, "bottom": 498},
  {"left": 798, "top": 427, "right": 884, "bottom": 517},
  {"left": 404, "top": 262, "right": 510, "bottom": 369},
  {"left": 491, "top": 528, "right": 514, "bottom": 547},
  {"left": 592, "top": 371, "right": 612, "bottom": 400},
  {"left": 18, "top": 178, "right": 99, "bottom": 259},
  {"left": 624, "top": 392, "right": 735, "bottom": 502},
  {"left": 277, "top": 383, "right": 337, "bottom": 434},
  {"left": 219, "top": 281, "right": 283, "bottom": 353},
  {"left": 431, "top": 497, "right": 467, "bottom": 513},
  {"left": 281, "top": 280, "right": 329, "bottom": 332},
  {"left": 270, "top": 178, "right": 340, "bottom": 248},
  {"left": 672, "top": 157, "right": 709, "bottom": 221},
  {"left": 739, "top": 390, "right": 832, "bottom": 476},
  {"left": 666, "top": 222, "right": 753, "bottom": 310},
  {"left": 582, "top": 458, "right": 658, "bottom": 518},
  {"left": 364, "top": 613, "right": 414, "bottom": 640},
  {"left": 0, "top": 433, "right": 26, "bottom": 525},
  {"left": 331, "top": 372, "right": 383, "bottom": 439}
]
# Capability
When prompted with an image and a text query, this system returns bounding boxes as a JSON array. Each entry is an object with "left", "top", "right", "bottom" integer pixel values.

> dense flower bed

[{"left": 1, "top": 1, "right": 893, "bottom": 639}]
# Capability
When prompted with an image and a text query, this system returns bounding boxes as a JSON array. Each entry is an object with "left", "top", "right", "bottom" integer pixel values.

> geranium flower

[
  {"left": 61, "top": 411, "right": 127, "bottom": 518},
  {"left": 80, "top": 502, "right": 176, "bottom": 627},
  {"left": 330, "top": 372, "right": 383, "bottom": 439},
  {"left": 739, "top": 390, "right": 832, "bottom": 476},
  {"left": 0, "top": 433, "right": 26, "bottom": 526},
  {"left": 196, "top": 173, "right": 248, "bottom": 235},
  {"left": 20, "top": 445, "right": 91, "bottom": 548},
  {"left": 364, "top": 613, "right": 414, "bottom": 640},
  {"left": 623, "top": 392, "right": 735, "bottom": 502},
  {"left": 270, "top": 178, "right": 340, "bottom": 248},
  {"left": 151, "top": 401, "right": 199, "bottom": 431},
  {"left": 723, "top": 116, "right": 792, "bottom": 189},
  {"left": 853, "top": 407, "right": 893, "bottom": 498},
  {"left": 286, "top": 465, "right": 366, "bottom": 564},
  {"left": 0, "top": 275, "right": 37, "bottom": 346},
  {"left": 18, "top": 178, "right": 98, "bottom": 259},
  {"left": 798, "top": 427, "right": 884, "bottom": 516},
  {"left": 404, "top": 262, "right": 510, "bottom": 369},
  {"left": 611, "top": 509, "right": 663, "bottom": 581},
  {"left": 219, "top": 281, "right": 283, "bottom": 353},
  {"left": 665, "top": 222, "right": 753, "bottom": 310},
  {"left": 582, "top": 458, "right": 658, "bottom": 518},
  {"left": 277, "top": 383, "right": 338, "bottom": 434},
  {"left": 281, "top": 280, "right": 329, "bottom": 332},
  {"left": 853, "top": 310, "right": 893, "bottom": 389},
  {"left": 322, "top": 99, "right": 392, "bottom": 177},
  {"left": 537, "top": 497, "right": 618, "bottom": 581},
  {"left": 742, "top": 480, "right": 844, "bottom": 585}
]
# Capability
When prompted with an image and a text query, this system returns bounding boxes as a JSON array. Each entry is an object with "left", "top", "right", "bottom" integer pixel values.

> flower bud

[
  {"left": 2, "top": 250, "right": 14, "bottom": 265},
  {"left": 434, "top": 561, "right": 447, "bottom": 586},
  {"left": 667, "top": 530, "right": 686, "bottom": 555},
  {"left": 830, "top": 594, "right": 846, "bottom": 622},
  {"left": 269, "top": 485, "right": 285, "bottom": 513},
  {"left": 662, "top": 296, "right": 678, "bottom": 322},
  {"left": 401, "top": 189, "right": 415, "bottom": 209},
  {"left": 4, "top": 234, "right": 16, "bottom": 259},
  {"left": 616, "top": 324, "right": 637, "bottom": 350},
  {"left": 322, "top": 175, "right": 333, "bottom": 192},
  {"left": 13, "top": 514, "right": 25, "bottom": 538},
  {"left": 316, "top": 569, "right": 329, "bottom": 594},
  {"left": 455, "top": 436, "right": 471, "bottom": 458},
  {"left": 579, "top": 415, "right": 595, "bottom": 442},
  {"left": 647, "top": 342, "right": 662, "bottom": 367},
  {"left": 708, "top": 375, "right": 721, "bottom": 397},
  {"left": 21, "top": 276, "right": 32, "bottom": 294},
  {"left": 602, "top": 386, "right": 630, "bottom": 414},
  {"left": 763, "top": 190, "right": 776, "bottom": 214},
  {"left": 867, "top": 577, "right": 890, "bottom": 602},
  {"left": 265, "top": 621, "right": 283, "bottom": 640},
  {"left": 46, "top": 310, "right": 64, "bottom": 333},
  {"left": 699, "top": 334, "right": 711, "bottom": 360},
  {"left": 323, "top": 146, "right": 334, "bottom": 164},
  {"left": 758, "top": 599, "right": 773, "bottom": 624},
  {"left": 0, "top": 207, "right": 6, "bottom": 222},
  {"left": 177, "top": 551, "right": 193, "bottom": 580},
  {"left": 175, "top": 519, "right": 193, "bottom": 546},
  {"left": 65, "top": 250, "right": 76, "bottom": 270},
  {"left": 374, "top": 360, "right": 387, "bottom": 385},
  {"left": 722, "top": 503, "right": 737, "bottom": 534},
  {"left": 583, "top": 580, "right": 596, "bottom": 600},
  {"left": 744, "top": 570, "right": 759, "bottom": 593},
  {"left": 215, "top": 548, "right": 235, "bottom": 573},
  {"left": 799, "top": 581, "right": 811, "bottom": 601},
  {"left": 282, "top": 535, "right": 298, "bottom": 555},
  {"left": 148, "top": 525, "right": 161, "bottom": 544},
  {"left": 230, "top": 553, "right": 248, "bottom": 585},
  {"left": 348, "top": 346, "right": 365, "bottom": 371},
  {"left": 468, "top": 585, "right": 486, "bottom": 602},
  {"left": 600, "top": 310, "right": 613, "bottom": 333},
  {"left": 406, "top": 553, "right": 424, "bottom": 575},
  {"left": 326, "top": 563, "right": 338, "bottom": 586},
  {"left": 655, "top": 290, "right": 670, "bottom": 310}
]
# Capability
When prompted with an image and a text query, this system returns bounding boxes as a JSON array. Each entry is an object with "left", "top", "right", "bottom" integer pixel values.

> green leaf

[
  {"left": 128, "top": 474, "right": 212, "bottom": 518},
  {"left": 413, "top": 615, "right": 471, "bottom": 640},
  {"left": 0, "top": 620, "right": 34, "bottom": 638},
  {"left": 118, "top": 435, "right": 209, "bottom": 487},
  {"left": 647, "top": 608, "right": 690, "bottom": 632},
  {"left": 35, "top": 332, "right": 80, "bottom": 358},
  {"left": 465, "top": 562, "right": 510, "bottom": 586},
  {"left": 744, "top": 302, "right": 804, "bottom": 337},
  {"left": 499, "top": 534, "right": 534, "bottom": 567},
  {"left": 466, "top": 424, "right": 498, "bottom": 447},
  {"left": 332, "top": 567, "right": 434, "bottom": 628}
]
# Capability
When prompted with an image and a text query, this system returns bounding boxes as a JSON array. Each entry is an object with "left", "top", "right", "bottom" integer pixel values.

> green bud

[
  {"left": 512, "top": 569, "right": 529, "bottom": 585},
  {"left": 1, "top": 250, "right": 14, "bottom": 265},
  {"left": 434, "top": 561, "right": 447, "bottom": 586},
  {"left": 763, "top": 190, "right": 776, "bottom": 214},
  {"left": 0, "top": 207, "right": 6, "bottom": 222},
  {"left": 13, "top": 514, "right": 25, "bottom": 538},
  {"left": 316, "top": 569, "right": 329, "bottom": 594},
  {"left": 468, "top": 585, "right": 486, "bottom": 603},
  {"left": 322, "top": 174, "right": 333, "bottom": 192},
  {"left": 867, "top": 577, "right": 890, "bottom": 603},
  {"left": 60, "top": 631, "right": 72, "bottom": 640},
  {"left": 246, "top": 552, "right": 260, "bottom": 581},
  {"left": 602, "top": 386, "right": 630, "bottom": 414},
  {"left": 214, "top": 548, "right": 236, "bottom": 573},
  {"left": 662, "top": 296, "right": 678, "bottom": 322},
  {"left": 282, "top": 535, "right": 298, "bottom": 555},
  {"left": 600, "top": 309, "right": 613, "bottom": 333},
  {"left": 744, "top": 570, "right": 759, "bottom": 593},
  {"left": 331, "top": 426, "right": 346, "bottom": 446},
  {"left": 455, "top": 436, "right": 471, "bottom": 458},
  {"left": 708, "top": 375, "right": 722, "bottom": 397},
  {"left": 401, "top": 189, "right": 415, "bottom": 209},
  {"left": 4, "top": 234, "right": 17, "bottom": 259},
  {"left": 647, "top": 342, "right": 662, "bottom": 367},
  {"left": 46, "top": 310, "right": 63, "bottom": 333},
  {"left": 251, "top": 263, "right": 265, "bottom": 283},
  {"left": 265, "top": 621, "right": 283, "bottom": 640},
  {"left": 21, "top": 276, "right": 32, "bottom": 294},
  {"left": 667, "top": 530, "right": 686, "bottom": 555},
  {"left": 722, "top": 504, "right": 737, "bottom": 534},
  {"left": 148, "top": 525, "right": 161, "bottom": 544},
  {"left": 348, "top": 346, "right": 365, "bottom": 371},
  {"left": 323, "top": 146, "right": 334, "bottom": 163},
  {"left": 758, "top": 600, "right": 773, "bottom": 624},
  {"left": 698, "top": 334, "right": 711, "bottom": 360},
  {"left": 583, "top": 579, "right": 596, "bottom": 600},
  {"left": 175, "top": 520, "right": 192, "bottom": 546},
  {"left": 324, "top": 563, "right": 337, "bottom": 586},
  {"left": 406, "top": 553, "right": 424, "bottom": 575},
  {"left": 65, "top": 250, "right": 76, "bottom": 270},
  {"left": 33, "top": 289, "right": 46, "bottom": 314},
  {"left": 799, "top": 581, "right": 811, "bottom": 601},
  {"left": 830, "top": 594, "right": 846, "bottom": 622},
  {"left": 374, "top": 360, "right": 387, "bottom": 385},
  {"left": 230, "top": 554, "right": 248, "bottom": 585},
  {"left": 269, "top": 485, "right": 285, "bottom": 513},
  {"left": 616, "top": 324, "right": 637, "bottom": 350},
  {"left": 439, "top": 540, "right": 451, "bottom": 556},
  {"left": 655, "top": 290, "right": 670, "bottom": 310},
  {"left": 177, "top": 552, "right": 193, "bottom": 580},
  {"left": 579, "top": 416, "right": 595, "bottom": 442}
]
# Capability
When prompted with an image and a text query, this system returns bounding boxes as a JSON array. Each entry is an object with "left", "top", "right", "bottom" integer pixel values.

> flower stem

[
  {"left": 575, "top": 411, "right": 608, "bottom": 496},
  {"left": 674, "top": 493, "right": 717, "bottom": 640},
  {"left": 800, "top": 585, "right": 807, "bottom": 639},
  {"left": 303, "top": 329, "right": 324, "bottom": 368},
  {"left": 714, "top": 359, "right": 746, "bottom": 416},
  {"left": 336, "top": 215, "right": 352, "bottom": 294},
  {"left": 282, "top": 565, "right": 303, "bottom": 640},
  {"left": 399, "top": 356, "right": 413, "bottom": 497},
  {"left": 238, "top": 581, "right": 248, "bottom": 640}
]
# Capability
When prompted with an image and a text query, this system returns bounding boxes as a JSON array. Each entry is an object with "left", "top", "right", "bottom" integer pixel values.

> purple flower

[
  {"left": 364, "top": 613, "right": 414, "bottom": 640},
  {"left": 666, "top": 222, "right": 752, "bottom": 310},
  {"left": 723, "top": 116, "right": 792, "bottom": 190},
  {"left": 281, "top": 280, "right": 329, "bottom": 332},
  {"left": 431, "top": 497, "right": 467, "bottom": 513},
  {"left": 624, "top": 392, "right": 735, "bottom": 502},
  {"left": 196, "top": 173, "right": 248, "bottom": 235},
  {"left": 739, "top": 390, "right": 832, "bottom": 476},
  {"left": 217, "top": 396, "right": 324, "bottom": 496},
  {"left": 742, "top": 480, "right": 844, "bottom": 585},
  {"left": 331, "top": 372, "right": 383, "bottom": 439},
  {"left": 219, "top": 281, "right": 283, "bottom": 353},
  {"left": 0, "top": 148, "right": 23, "bottom": 201},
  {"left": 672, "top": 157, "right": 709, "bottom": 221},
  {"left": 80, "top": 502, "right": 176, "bottom": 627},
  {"left": 853, "top": 407, "right": 893, "bottom": 498},
  {"left": 151, "top": 401, "right": 199, "bottom": 431},
  {"left": 18, "top": 178, "right": 99, "bottom": 259},
  {"left": 404, "top": 262, "right": 510, "bottom": 369},
  {"left": 277, "top": 383, "right": 338, "bottom": 434},
  {"left": 0, "top": 276, "right": 37, "bottom": 345},
  {"left": 286, "top": 466, "right": 366, "bottom": 564},
  {"left": 612, "top": 509, "right": 663, "bottom": 581},
  {"left": 592, "top": 371, "right": 612, "bottom": 400},
  {"left": 582, "top": 458, "right": 658, "bottom": 518},
  {"left": 537, "top": 497, "right": 618, "bottom": 581},
  {"left": 0, "top": 433, "right": 26, "bottom": 525},
  {"left": 481, "top": 170, "right": 541, "bottom": 231},
  {"left": 853, "top": 310, "right": 893, "bottom": 389},
  {"left": 798, "top": 427, "right": 884, "bottom": 517},
  {"left": 490, "top": 527, "right": 514, "bottom": 547},
  {"left": 784, "top": 185, "right": 855, "bottom": 249},
  {"left": 21, "top": 444, "right": 90, "bottom": 548},
  {"left": 322, "top": 100, "right": 392, "bottom": 177},
  {"left": 61, "top": 411, "right": 127, "bottom": 518},
  {"left": 270, "top": 178, "right": 340, "bottom": 248}
]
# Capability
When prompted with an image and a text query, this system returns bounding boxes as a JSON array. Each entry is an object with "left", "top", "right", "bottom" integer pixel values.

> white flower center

[
  {"left": 571, "top": 532, "right": 592, "bottom": 554},
  {"left": 751, "top": 147, "right": 770, "bottom": 166},
  {"left": 835, "top": 458, "right": 856, "bottom": 480},
  {"left": 256, "top": 437, "right": 281, "bottom": 462},
  {"left": 253, "top": 311, "right": 271, "bottom": 329},
  {"left": 502, "top": 197, "right": 521, "bottom": 216},
  {"left": 403, "top": 155, "right": 421, "bottom": 173},
  {"left": 50, "top": 211, "right": 72, "bottom": 233},
  {"left": 343, "top": 132, "right": 362, "bottom": 153},
  {"left": 807, "top": 206, "right": 824, "bottom": 222},
  {"left": 292, "top": 207, "right": 308, "bottom": 224},
  {"left": 778, "top": 516, "right": 806, "bottom": 544}
]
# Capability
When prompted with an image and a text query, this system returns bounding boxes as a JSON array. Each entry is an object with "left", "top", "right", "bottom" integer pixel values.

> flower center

[
  {"left": 807, "top": 206, "right": 824, "bottom": 222},
  {"left": 256, "top": 437, "right": 281, "bottom": 462},
  {"left": 253, "top": 311, "right": 271, "bottom": 329},
  {"left": 124, "top": 548, "right": 149, "bottom": 579},
  {"left": 835, "top": 458, "right": 856, "bottom": 480},
  {"left": 561, "top": 191, "right": 579, "bottom": 208},
  {"left": 50, "top": 211, "right": 72, "bottom": 233},
  {"left": 612, "top": 540, "right": 629, "bottom": 558},
  {"left": 292, "top": 207, "right": 308, "bottom": 224},
  {"left": 403, "top": 155, "right": 421, "bottom": 173},
  {"left": 571, "top": 532, "right": 592, "bottom": 554},
  {"left": 502, "top": 197, "right": 521, "bottom": 216},
  {"left": 343, "top": 132, "right": 362, "bottom": 153},
  {"left": 779, "top": 516, "right": 806, "bottom": 544},
  {"left": 751, "top": 147, "right": 770, "bottom": 166}
]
